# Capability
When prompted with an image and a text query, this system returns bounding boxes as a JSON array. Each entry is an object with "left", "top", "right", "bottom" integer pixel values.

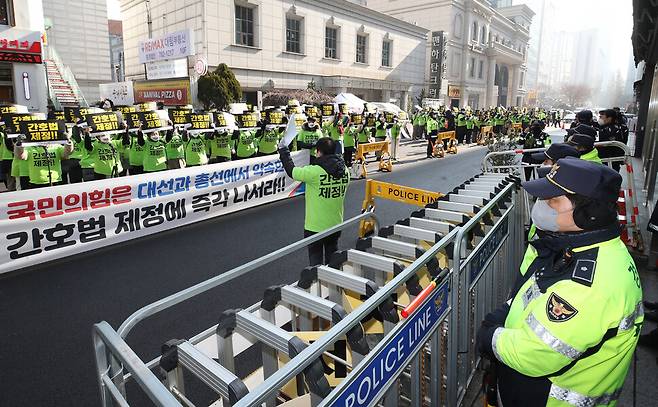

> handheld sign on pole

[
  {"left": 169, "top": 107, "right": 193, "bottom": 129},
  {"left": 265, "top": 109, "right": 285, "bottom": 129},
  {"left": 64, "top": 107, "right": 103, "bottom": 125},
  {"left": 19, "top": 120, "right": 68, "bottom": 146},
  {"left": 185, "top": 112, "right": 214, "bottom": 134},
  {"left": 338, "top": 103, "right": 349, "bottom": 115},
  {"left": 365, "top": 115, "right": 376, "bottom": 128},
  {"left": 138, "top": 110, "right": 172, "bottom": 133},
  {"left": 214, "top": 111, "right": 236, "bottom": 131},
  {"left": 2, "top": 113, "right": 46, "bottom": 137},
  {"left": 0, "top": 104, "right": 28, "bottom": 124},
  {"left": 281, "top": 114, "right": 298, "bottom": 147},
  {"left": 350, "top": 114, "right": 363, "bottom": 125},
  {"left": 114, "top": 105, "right": 139, "bottom": 116},
  {"left": 136, "top": 102, "right": 158, "bottom": 112},
  {"left": 85, "top": 112, "right": 125, "bottom": 136},
  {"left": 305, "top": 105, "right": 319, "bottom": 119},
  {"left": 385, "top": 112, "right": 395, "bottom": 124},
  {"left": 235, "top": 112, "right": 259, "bottom": 130},
  {"left": 321, "top": 103, "right": 336, "bottom": 118}
]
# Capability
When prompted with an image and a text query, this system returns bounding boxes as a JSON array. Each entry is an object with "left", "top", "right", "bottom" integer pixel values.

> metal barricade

[
  {"left": 92, "top": 174, "right": 525, "bottom": 407},
  {"left": 481, "top": 140, "right": 644, "bottom": 251}
]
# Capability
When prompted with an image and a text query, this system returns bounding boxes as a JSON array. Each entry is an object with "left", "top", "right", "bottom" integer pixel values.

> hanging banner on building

[
  {"left": 0, "top": 151, "right": 308, "bottom": 274},
  {"left": 448, "top": 85, "right": 461, "bottom": 99},
  {"left": 99, "top": 81, "right": 135, "bottom": 106},
  {"left": 146, "top": 58, "right": 188, "bottom": 80},
  {"left": 134, "top": 78, "right": 191, "bottom": 105},
  {"left": 0, "top": 29, "right": 43, "bottom": 64},
  {"left": 138, "top": 29, "right": 195, "bottom": 64},
  {"left": 428, "top": 31, "right": 447, "bottom": 100}
]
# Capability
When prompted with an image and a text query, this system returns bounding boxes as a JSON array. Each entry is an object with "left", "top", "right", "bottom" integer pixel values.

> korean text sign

[{"left": 0, "top": 152, "right": 309, "bottom": 274}]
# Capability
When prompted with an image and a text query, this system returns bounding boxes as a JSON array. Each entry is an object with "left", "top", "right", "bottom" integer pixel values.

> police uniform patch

[{"left": 546, "top": 292, "right": 578, "bottom": 322}]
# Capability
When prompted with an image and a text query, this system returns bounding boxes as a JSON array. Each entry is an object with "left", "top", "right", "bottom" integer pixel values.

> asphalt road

[{"left": 0, "top": 143, "right": 487, "bottom": 406}]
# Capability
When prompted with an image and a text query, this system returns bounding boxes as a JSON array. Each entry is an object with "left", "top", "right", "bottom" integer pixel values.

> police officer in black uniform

[{"left": 598, "top": 108, "right": 627, "bottom": 172}]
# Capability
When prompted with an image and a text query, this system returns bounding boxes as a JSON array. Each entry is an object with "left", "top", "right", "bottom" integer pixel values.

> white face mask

[
  {"left": 149, "top": 134, "right": 161, "bottom": 142},
  {"left": 531, "top": 199, "right": 573, "bottom": 232},
  {"left": 598, "top": 118, "right": 605, "bottom": 126},
  {"left": 98, "top": 135, "right": 111, "bottom": 143}
]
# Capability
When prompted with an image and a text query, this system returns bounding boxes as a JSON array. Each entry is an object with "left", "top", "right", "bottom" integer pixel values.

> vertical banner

[
  {"left": 0, "top": 152, "right": 309, "bottom": 274},
  {"left": 428, "top": 31, "right": 447, "bottom": 100}
]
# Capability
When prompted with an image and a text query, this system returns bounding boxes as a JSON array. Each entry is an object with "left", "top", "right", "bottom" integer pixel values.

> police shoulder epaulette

[{"left": 570, "top": 247, "right": 598, "bottom": 287}]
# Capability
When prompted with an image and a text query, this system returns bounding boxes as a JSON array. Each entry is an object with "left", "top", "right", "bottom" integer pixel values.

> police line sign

[{"left": 325, "top": 281, "right": 449, "bottom": 407}]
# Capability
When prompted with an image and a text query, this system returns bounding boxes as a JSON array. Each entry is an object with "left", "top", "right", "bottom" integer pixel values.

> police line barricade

[
  {"left": 0, "top": 151, "right": 309, "bottom": 275},
  {"left": 358, "top": 179, "right": 443, "bottom": 237},
  {"left": 477, "top": 126, "right": 493, "bottom": 145},
  {"left": 351, "top": 141, "right": 392, "bottom": 179},
  {"left": 431, "top": 131, "right": 457, "bottom": 158},
  {"left": 92, "top": 174, "right": 521, "bottom": 407},
  {"left": 481, "top": 140, "right": 644, "bottom": 251}
]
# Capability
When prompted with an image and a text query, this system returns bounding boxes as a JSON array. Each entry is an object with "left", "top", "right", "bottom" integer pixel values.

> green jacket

[
  {"left": 457, "top": 113, "right": 467, "bottom": 127},
  {"left": 493, "top": 235, "right": 642, "bottom": 406},
  {"left": 580, "top": 148, "right": 603, "bottom": 165},
  {"left": 297, "top": 125, "right": 323, "bottom": 157},
  {"left": 292, "top": 160, "right": 349, "bottom": 232},
  {"left": 426, "top": 117, "right": 439, "bottom": 134}
]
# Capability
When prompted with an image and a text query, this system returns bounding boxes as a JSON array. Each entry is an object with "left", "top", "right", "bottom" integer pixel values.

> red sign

[
  {"left": 0, "top": 29, "right": 43, "bottom": 64},
  {"left": 133, "top": 78, "right": 191, "bottom": 105}
]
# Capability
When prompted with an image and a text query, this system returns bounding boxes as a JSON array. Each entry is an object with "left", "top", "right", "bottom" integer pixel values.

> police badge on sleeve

[{"left": 546, "top": 292, "right": 578, "bottom": 322}]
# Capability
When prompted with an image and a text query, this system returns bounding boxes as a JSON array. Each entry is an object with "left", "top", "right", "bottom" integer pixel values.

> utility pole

[{"left": 145, "top": 0, "right": 153, "bottom": 38}]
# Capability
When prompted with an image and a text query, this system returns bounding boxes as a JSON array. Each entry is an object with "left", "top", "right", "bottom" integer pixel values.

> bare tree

[{"left": 561, "top": 84, "right": 592, "bottom": 107}]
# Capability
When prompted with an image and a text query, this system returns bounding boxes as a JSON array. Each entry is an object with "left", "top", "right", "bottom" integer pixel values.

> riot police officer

[{"left": 477, "top": 158, "right": 643, "bottom": 407}]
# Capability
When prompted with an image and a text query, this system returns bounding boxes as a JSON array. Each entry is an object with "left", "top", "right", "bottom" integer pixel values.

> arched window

[
  {"left": 453, "top": 13, "right": 463, "bottom": 39},
  {"left": 472, "top": 21, "right": 478, "bottom": 42}
]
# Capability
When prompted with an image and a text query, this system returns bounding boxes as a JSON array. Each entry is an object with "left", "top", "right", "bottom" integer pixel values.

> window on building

[
  {"left": 480, "top": 27, "right": 486, "bottom": 44},
  {"left": 469, "top": 57, "right": 475, "bottom": 78},
  {"left": 382, "top": 40, "right": 392, "bottom": 67},
  {"left": 520, "top": 71, "right": 525, "bottom": 87},
  {"left": 235, "top": 4, "right": 255, "bottom": 46},
  {"left": 286, "top": 17, "right": 302, "bottom": 53},
  {"left": 356, "top": 34, "right": 368, "bottom": 64},
  {"left": 325, "top": 26, "right": 338, "bottom": 59},
  {"left": 472, "top": 22, "right": 478, "bottom": 42},
  {"left": 478, "top": 60, "right": 484, "bottom": 79},
  {"left": 0, "top": 0, "right": 13, "bottom": 26}
]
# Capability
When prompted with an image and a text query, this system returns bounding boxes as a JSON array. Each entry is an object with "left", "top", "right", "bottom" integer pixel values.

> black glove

[
  {"left": 476, "top": 304, "right": 510, "bottom": 359},
  {"left": 483, "top": 304, "right": 510, "bottom": 327}
]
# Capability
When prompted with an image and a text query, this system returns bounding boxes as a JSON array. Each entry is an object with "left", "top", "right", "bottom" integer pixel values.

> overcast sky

[
  {"left": 516, "top": 0, "right": 634, "bottom": 78},
  {"left": 108, "top": 0, "right": 120, "bottom": 20}
]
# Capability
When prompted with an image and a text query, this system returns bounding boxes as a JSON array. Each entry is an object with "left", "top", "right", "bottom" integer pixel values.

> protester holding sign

[
  {"left": 182, "top": 130, "right": 209, "bottom": 167},
  {"left": 208, "top": 129, "right": 233, "bottom": 164},
  {"left": 165, "top": 128, "right": 186, "bottom": 169},
  {"left": 278, "top": 136, "right": 349, "bottom": 266},
  {"left": 83, "top": 128, "right": 126, "bottom": 180},
  {"left": 297, "top": 116, "right": 323, "bottom": 164},
  {"left": 232, "top": 112, "right": 259, "bottom": 160},
  {"left": 257, "top": 123, "right": 282, "bottom": 156},
  {"left": 343, "top": 120, "right": 357, "bottom": 168},
  {"left": 67, "top": 123, "right": 87, "bottom": 183},
  {"left": 1, "top": 129, "right": 15, "bottom": 190},
  {"left": 127, "top": 132, "right": 145, "bottom": 175},
  {"left": 390, "top": 115, "right": 401, "bottom": 161},
  {"left": 136, "top": 129, "right": 168, "bottom": 172},
  {"left": 15, "top": 135, "right": 73, "bottom": 189}
]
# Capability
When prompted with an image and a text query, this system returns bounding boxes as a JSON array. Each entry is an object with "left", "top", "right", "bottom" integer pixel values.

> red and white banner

[{"left": 0, "top": 152, "right": 308, "bottom": 274}]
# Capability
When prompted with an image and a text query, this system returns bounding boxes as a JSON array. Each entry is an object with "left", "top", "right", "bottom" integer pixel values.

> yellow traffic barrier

[
  {"left": 359, "top": 179, "right": 443, "bottom": 237},
  {"left": 509, "top": 122, "right": 523, "bottom": 137},
  {"left": 351, "top": 141, "right": 392, "bottom": 179},
  {"left": 478, "top": 125, "right": 493, "bottom": 145},
  {"left": 438, "top": 130, "right": 457, "bottom": 155}
]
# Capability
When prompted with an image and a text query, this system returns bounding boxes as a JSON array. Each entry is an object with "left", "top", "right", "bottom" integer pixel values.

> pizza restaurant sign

[{"left": 0, "top": 29, "right": 43, "bottom": 64}]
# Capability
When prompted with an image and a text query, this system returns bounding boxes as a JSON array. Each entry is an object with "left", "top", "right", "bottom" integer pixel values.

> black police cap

[
  {"left": 530, "top": 143, "right": 580, "bottom": 162},
  {"left": 576, "top": 110, "right": 593, "bottom": 121},
  {"left": 567, "top": 133, "right": 595, "bottom": 149},
  {"left": 567, "top": 124, "right": 597, "bottom": 138},
  {"left": 522, "top": 157, "right": 621, "bottom": 202}
]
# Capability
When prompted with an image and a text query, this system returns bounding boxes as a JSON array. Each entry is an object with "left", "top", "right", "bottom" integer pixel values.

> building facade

[
  {"left": 366, "top": 0, "right": 534, "bottom": 108},
  {"left": 120, "top": 0, "right": 428, "bottom": 109},
  {"left": 0, "top": 0, "right": 48, "bottom": 112},
  {"left": 42, "top": 0, "right": 112, "bottom": 102},
  {"left": 108, "top": 19, "right": 124, "bottom": 82}
]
